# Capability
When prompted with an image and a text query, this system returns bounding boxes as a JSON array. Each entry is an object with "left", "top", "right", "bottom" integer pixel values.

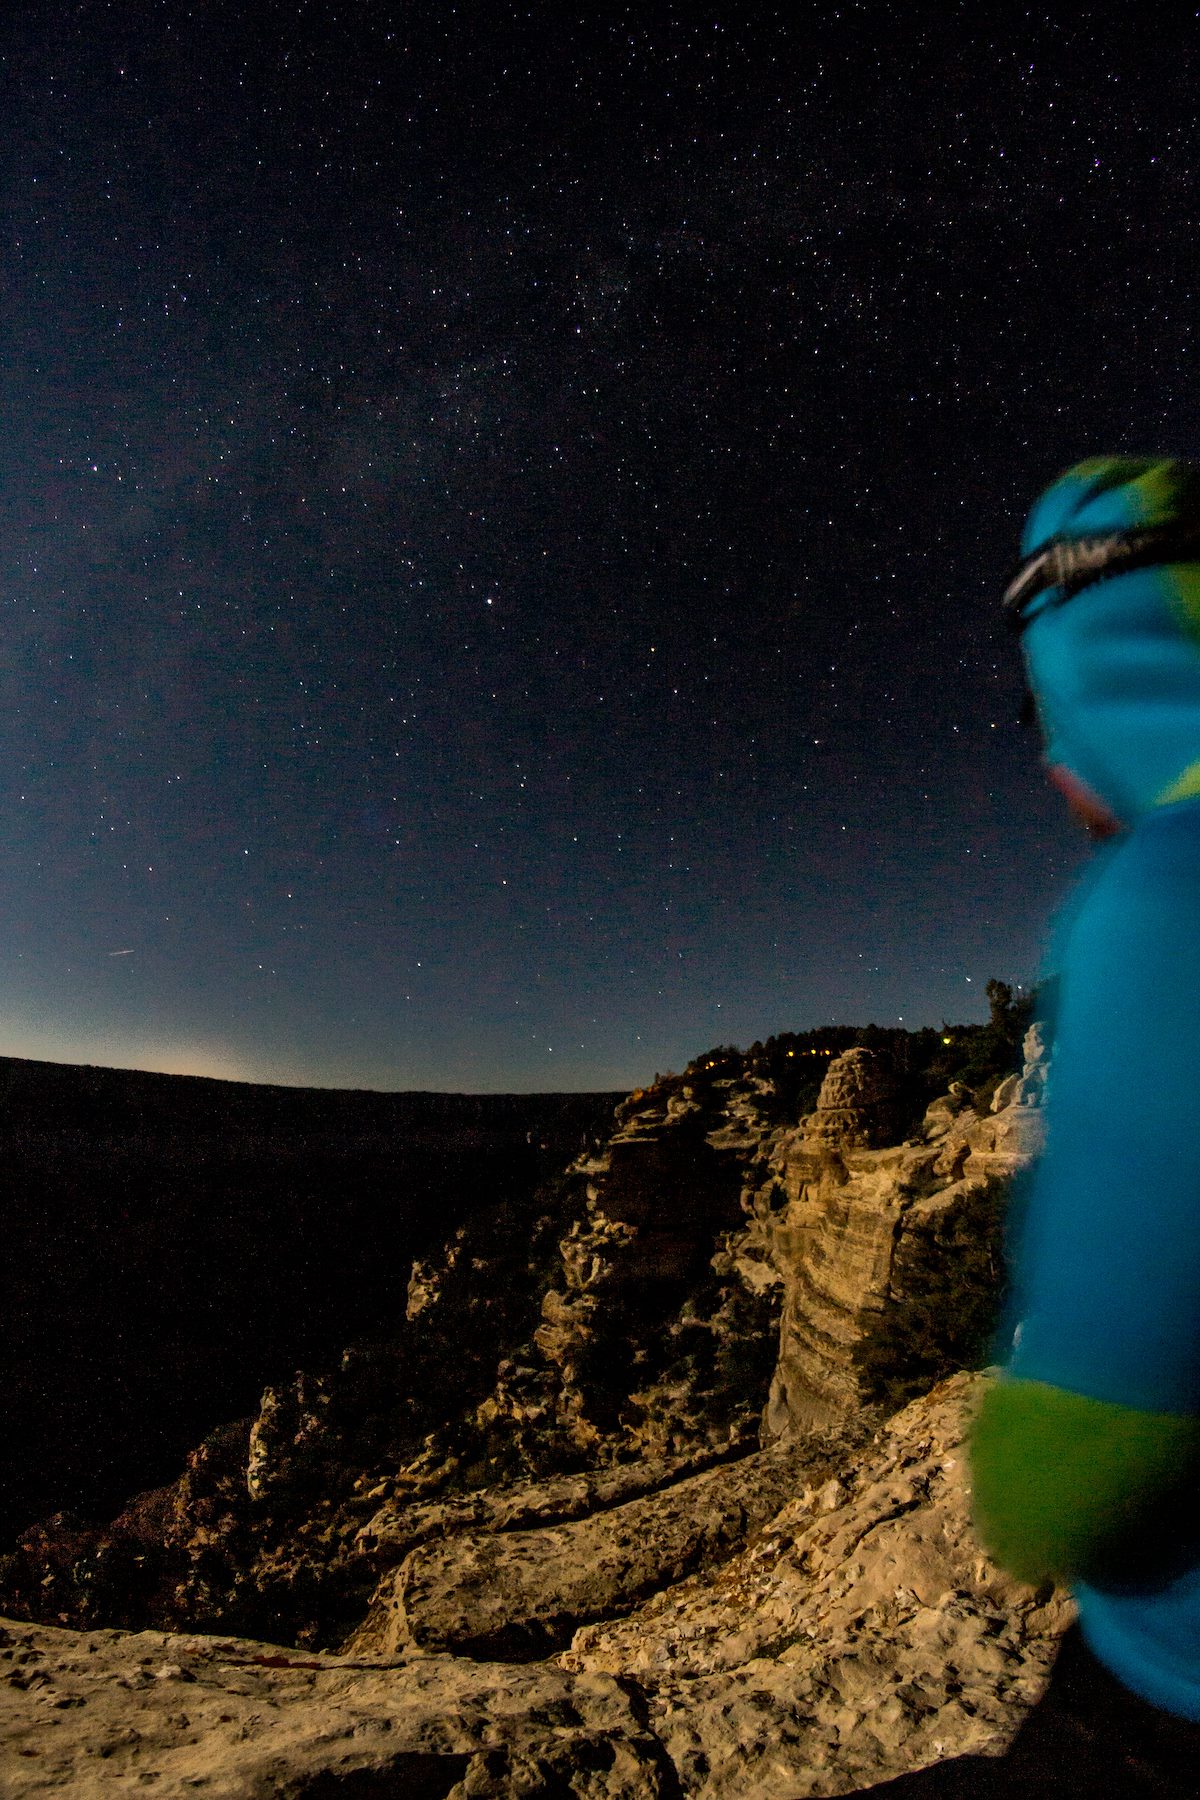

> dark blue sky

[{"left": 2, "top": 6, "right": 1195, "bottom": 1090}]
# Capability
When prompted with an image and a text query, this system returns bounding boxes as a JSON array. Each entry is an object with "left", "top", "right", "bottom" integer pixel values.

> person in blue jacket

[{"left": 865, "top": 457, "right": 1200, "bottom": 1796}]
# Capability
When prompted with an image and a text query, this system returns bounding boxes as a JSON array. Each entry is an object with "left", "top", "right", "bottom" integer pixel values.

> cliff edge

[{"left": 1, "top": 1026, "right": 1070, "bottom": 1794}]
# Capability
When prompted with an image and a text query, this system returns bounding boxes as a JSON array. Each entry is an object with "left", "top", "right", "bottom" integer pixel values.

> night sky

[{"left": 3, "top": 8, "right": 1197, "bottom": 1092}]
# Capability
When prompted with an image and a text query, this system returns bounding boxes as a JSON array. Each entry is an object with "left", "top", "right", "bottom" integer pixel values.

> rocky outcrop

[
  {"left": 762, "top": 1141, "right": 924, "bottom": 1434},
  {"left": 920, "top": 1080, "right": 973, "bottom": 1140},
  {"left": 2, "top": 1020, "right": 1063, "bottom": 1793},
  {"left": 1, "top": 1039, "right": 1044, "bottom": 1650},
  {"left": 758, "top": 1047, "right": 1046, "bottom": 1436},
  {"left": 0, "top": 1373, "right": 1073, "bottom": 1797},
  {"left": 355, "top": 1438, "right": 858, "bottom": 1661},
  {"left": 524, "top": 1095, "right": 770, "bottom": 1462},
  {"left": 990, "top": 1020, "right": 1050, "bottom": 1113},
  {"left": 799, "top": 1046, "right": 907, "bottom": 1147},
  {"left": 0, "top": 1619, "right": 674, "bottom": 1797},
  {"left": 563, "top": 1371, "right": 1074, "bottom": 1798}
]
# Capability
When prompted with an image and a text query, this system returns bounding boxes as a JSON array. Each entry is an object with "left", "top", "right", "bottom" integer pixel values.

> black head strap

[{"left": 1003, "top": 523, "right": 1200, "bottom": 633}]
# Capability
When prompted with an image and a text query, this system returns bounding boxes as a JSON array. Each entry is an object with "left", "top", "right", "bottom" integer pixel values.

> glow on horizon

[
  {"left": 0, "top": 1033, "right": 642, "bottom": 1092},
  {"left": 0, "top": 1019, "right": 636, "bottom": 1093},
  {"left": 0, "top": 1023, "right": 270, "bottom": 1087}
]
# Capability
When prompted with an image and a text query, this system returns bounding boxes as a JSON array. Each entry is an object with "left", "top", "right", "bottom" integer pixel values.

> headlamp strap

[{"left": 1003, "top": 523, "right": 1200, "bottom": 632}]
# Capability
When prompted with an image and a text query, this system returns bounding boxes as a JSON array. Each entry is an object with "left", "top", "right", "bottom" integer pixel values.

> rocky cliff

[
  {"left": 1, "top": 1026, "right": 1067, "bottom": 1795},
  {"left": 0, "top": 1376, "right": 1072, "bottom": 1797},
  {"left": 760, "top": 1028, "right": 1046, "bottom": 1435},
  {"left": 0, "top": 1057, "right": 620, "bottom": 1541}
]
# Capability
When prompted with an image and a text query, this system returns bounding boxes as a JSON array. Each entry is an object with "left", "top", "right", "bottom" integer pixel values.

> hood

[{"left": 1019, "top": 456, "right": 1200, "bottom": 821}]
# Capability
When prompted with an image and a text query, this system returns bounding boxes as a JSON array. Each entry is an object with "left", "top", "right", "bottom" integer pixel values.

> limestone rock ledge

[
  {"left": 353, "top": 1437, "right": 859, "bottom": 1661},
  {"left": 2, "top": 1373, "right": 1073, "bottom": 1798},
  {"left": 0, "top": 1622, "right": 671, "bottom": 1798},
  {"left": 562, "top": 1370, "right": 1074, "bottom": 1799}
]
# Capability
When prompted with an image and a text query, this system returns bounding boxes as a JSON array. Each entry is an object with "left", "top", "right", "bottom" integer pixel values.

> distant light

[{"left": 943, "top": 1035, "right": 952, "bottom": 1044}]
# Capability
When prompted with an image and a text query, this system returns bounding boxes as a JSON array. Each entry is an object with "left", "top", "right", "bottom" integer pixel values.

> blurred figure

[{"left": 861, "top": 458, "right": 1200, "bottom": 1796}]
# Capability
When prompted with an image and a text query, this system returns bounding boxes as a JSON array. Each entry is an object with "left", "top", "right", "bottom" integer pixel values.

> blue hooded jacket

[{"left": 971, "top": 457, "right": 1200, "bottom": 1719}]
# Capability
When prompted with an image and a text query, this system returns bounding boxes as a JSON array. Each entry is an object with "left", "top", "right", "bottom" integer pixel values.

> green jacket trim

[{"left": 970, "top": 1376, "right": 1200, "bottom": 1588}]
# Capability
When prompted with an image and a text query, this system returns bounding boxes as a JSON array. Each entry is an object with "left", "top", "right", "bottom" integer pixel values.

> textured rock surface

[
  {"left": 563, "top": 1372, "right": 1074, "bottom": 1798},
  {"left": 354, "top": 1448, "right": 731, "bottom": 1575},
  {"left": 760, "top": 1052, "right": 1045, "bottom": 1436},
  {"left": 360, "top": 1439, "right": 857, "bottom": 1660},
  {"left": 0, "top": 1375, "right": 1072, "bottom": 1797},
  {"left": 0, "top": 1619, "right": 673, "bottom": 1797},
  {"left": 522, "top": 1090, "right": 774, "bottom": 1464},
  {"left": 799, "top": 1046, "right": 906, "bottom": 1147}
]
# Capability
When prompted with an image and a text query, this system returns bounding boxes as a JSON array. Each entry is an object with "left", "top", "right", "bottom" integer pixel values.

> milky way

[{"left": 2, "top": 8, "right": 1196, "bottom": 1089}]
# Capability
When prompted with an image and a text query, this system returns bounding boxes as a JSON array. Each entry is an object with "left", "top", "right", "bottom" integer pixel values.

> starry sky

[{"left": 2, "top": 6, "right": 1197, "bottom": 1092}]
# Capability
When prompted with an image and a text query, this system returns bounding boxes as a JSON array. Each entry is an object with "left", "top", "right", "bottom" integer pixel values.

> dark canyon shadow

[{"left": 0, "top": 1054, "right": 620, "bottom": 1540}]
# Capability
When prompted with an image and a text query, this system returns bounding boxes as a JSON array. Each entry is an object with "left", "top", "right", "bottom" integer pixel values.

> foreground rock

[
  {"left": 0, "top": 1620, "right": 672, "bottom": 1798},
  {"left": 563, "top": 1371, "right": 1074, "bottom": 1798},
  {"left": 1, "top": 1374, "right": 1074, "bottom": 1797},
  {"left": 356, "top": 1437, "right": 860, "bottom": 1660}
]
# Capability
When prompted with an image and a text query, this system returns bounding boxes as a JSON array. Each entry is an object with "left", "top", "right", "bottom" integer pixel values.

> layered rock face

[
  {"left": 798, "top": 1045, "right": 909, "bottom": 1147},
  {"left": 1, "top": 1032, "right": 1063, "bottom": 1794},
  {"left": 759, "top": 1041, "right": 1044, "bottom": 1435}
]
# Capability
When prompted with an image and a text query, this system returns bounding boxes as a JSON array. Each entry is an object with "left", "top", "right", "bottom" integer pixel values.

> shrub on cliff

[
  {"left": 852, "top": 1176, "right": 1012, "bottom": 1414},
  {"left": 915, "top": 982, "right": 1036, "bottom": 1116}
]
